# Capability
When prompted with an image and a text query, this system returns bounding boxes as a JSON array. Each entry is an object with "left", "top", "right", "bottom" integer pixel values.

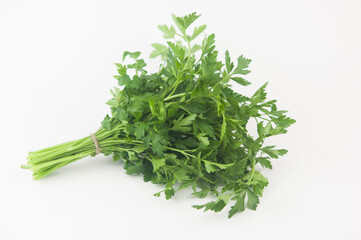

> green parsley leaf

[
  {"left": 122, "top": 51, "right": 141, "bottom": 61},
  {"left": 134, "top": 122, "right": 149, "bottom": 140},
  {"left": 101, "top": 114, "right": 111, "bottom": 130},
  {"left": 172, "top": 12, "right": 200, "bottom": 32},
  {"left": 228, "top": 190, "right": 246, "bottom": 218},
  {"left": 191, "top": 25, "right": 206, "bottom": 40},
  {"left": 157, "top": 25, "right": 176, "bottom": 39},
  {"left": 246, "top": 189, "right": 260, "bottom": 210},
  {"left": 171, "top": 114, "right": 197, "bottom": 132}
]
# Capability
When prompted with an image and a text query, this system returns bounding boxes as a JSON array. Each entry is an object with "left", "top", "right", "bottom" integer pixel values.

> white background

[{"left": 1, "top": 0, "right": 360, "bottom": 239}]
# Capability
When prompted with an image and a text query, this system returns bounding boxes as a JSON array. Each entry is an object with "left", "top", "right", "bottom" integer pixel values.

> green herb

[{"left": 22, "top": 12, "right": 295, "bottom": 218}]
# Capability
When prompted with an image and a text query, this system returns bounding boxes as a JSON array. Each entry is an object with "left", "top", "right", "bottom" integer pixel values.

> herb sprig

[{"left": 23, "top": 12, "right": 295, "bottom": 218}]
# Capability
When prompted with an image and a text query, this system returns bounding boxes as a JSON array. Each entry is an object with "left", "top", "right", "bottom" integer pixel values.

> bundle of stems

[{"left": 22, "top": 126, "right": 117, "bottom": 179}]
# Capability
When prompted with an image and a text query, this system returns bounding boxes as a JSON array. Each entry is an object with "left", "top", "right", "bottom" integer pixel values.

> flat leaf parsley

[{"left": 22, "top": 12, "right": 295, "bottom": 218}]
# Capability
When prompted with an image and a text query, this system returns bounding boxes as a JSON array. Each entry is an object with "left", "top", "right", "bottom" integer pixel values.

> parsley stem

[
  {"left": 164, "top": 92, "right": 185, "bottom": 101},
  {"left": 165, "top": 77, "right": 180, "bottom": 100},
  {"left": 182, "top": 40, "right": 192, "bottom": 72},
  {"left": 198, "top": 176, "right": 216, "bottom": 184},
  {"left": 213, "top": 74, "right": 232, "bottom": 87},
  {"left": 257, "top": 116, "right": 270, "bottom": 121},
  {"left": 247, "top": 156, "right": 256, "bottom": 184}
]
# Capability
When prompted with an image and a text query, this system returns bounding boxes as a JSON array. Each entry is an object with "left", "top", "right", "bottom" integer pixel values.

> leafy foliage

[
  {"left": 24, "top": 12, "right": 295, "bottom": 218},
  {"left": 108, "top": 12, "right": 295, "bottom": 218}
]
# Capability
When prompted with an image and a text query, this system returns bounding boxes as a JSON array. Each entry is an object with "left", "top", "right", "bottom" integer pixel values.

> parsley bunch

[{"left": 23, "top": 12, "right": 295, "bottom": 218}]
